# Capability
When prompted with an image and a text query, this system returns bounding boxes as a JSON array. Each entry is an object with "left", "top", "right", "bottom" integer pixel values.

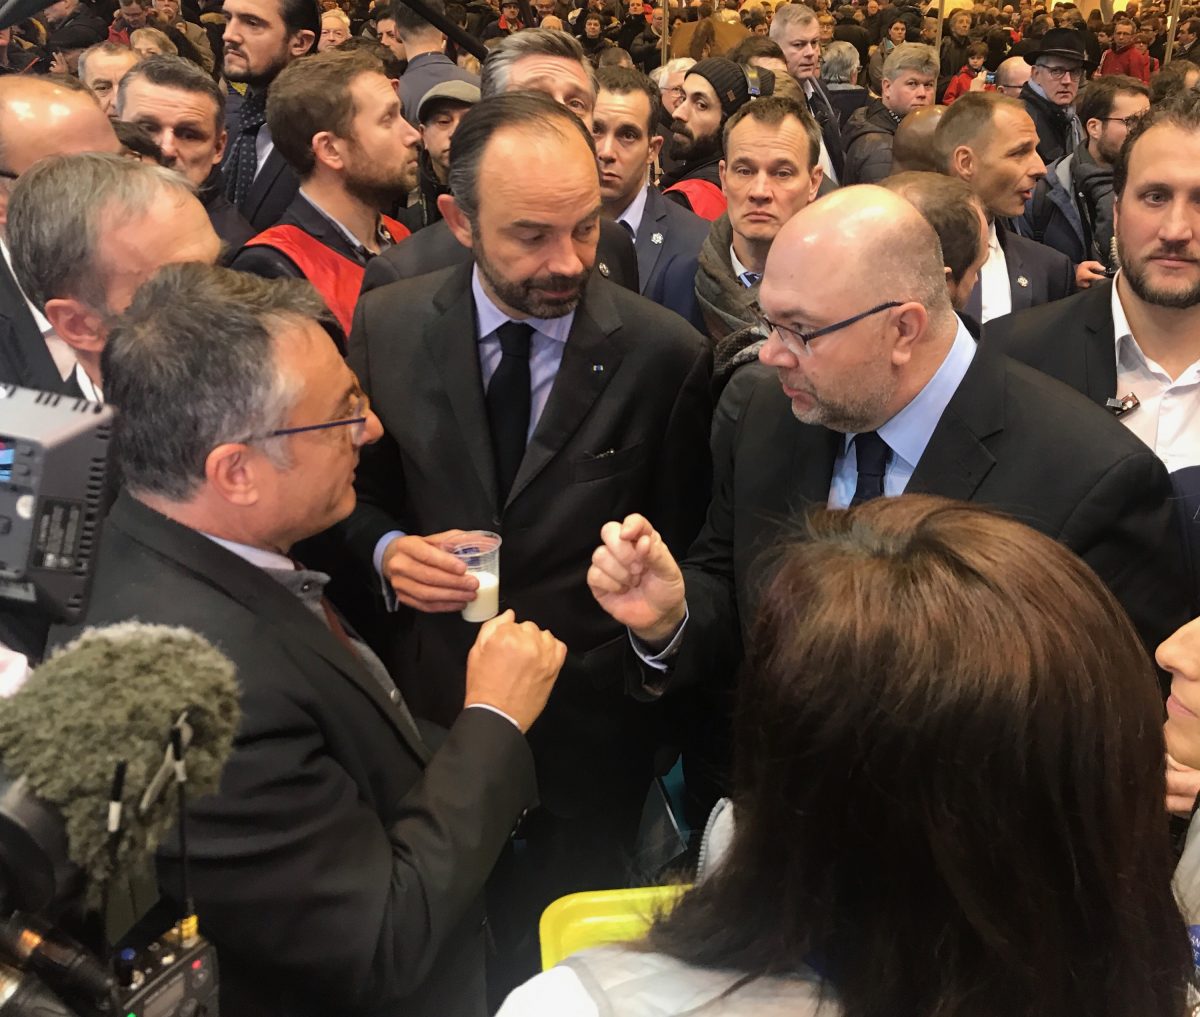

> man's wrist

[{"left": 633, "top": 605, "right": 687, "bottom": 653}]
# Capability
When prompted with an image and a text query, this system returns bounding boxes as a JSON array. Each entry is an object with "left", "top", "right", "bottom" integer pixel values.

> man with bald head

[
  {"left": 0, "top": 76, "right": 121, "bottom": 394},
  {"left": 587, "top": 184, "right": 1188, "bottom": 753},
  {"left": 890, "top": 104, "right": 946, "bottom": 173}
]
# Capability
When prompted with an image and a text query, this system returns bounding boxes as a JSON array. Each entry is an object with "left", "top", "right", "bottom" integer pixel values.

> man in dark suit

[
  {"left": 936, "top": 91, "right": 1075, "bottom": 325},
  {"left": 340, "top": 93, "right": 712, "bottom": 987},
  {"left": 219, "top": 0, "right": 317, "bottom": 231},
  {"left": 0, "top": 76, "right": 121, "bottom": 394},
  {"left": 359, "top": 28, "right": 640, "bottom": 296},
  {"left": 593, "top": 66, "right": 709, "bottom": 323},
  {"left": 231, "top": 49, "right": 417, "bottom": 341},
  {"left": 68, "top": 262, "right": 566, "bottom": 1017},
  {"left": 770, "top": 3, "right": 845, "bottom": 182},
  {"left": 587, "top": 188, "right": 1188, "bottom": 752}
]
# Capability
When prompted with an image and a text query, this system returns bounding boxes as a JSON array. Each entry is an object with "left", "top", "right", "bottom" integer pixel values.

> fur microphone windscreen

[{"left": 0, "top": 623, "right": 240, "bottom": 907}]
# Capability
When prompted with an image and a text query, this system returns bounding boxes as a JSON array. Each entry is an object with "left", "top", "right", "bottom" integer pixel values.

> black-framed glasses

[
  {"left": 750, "top": 301, "right": 903, "bottom": 356},
  {"left": 1101, "top": 114, "right": 1144, "bottom": 127},
  {"left": 262, "top": 389, "right": 371, "bottom": 444},
  {"left": 1037, "top": 63, "right": 1084, "bottom": 80}
]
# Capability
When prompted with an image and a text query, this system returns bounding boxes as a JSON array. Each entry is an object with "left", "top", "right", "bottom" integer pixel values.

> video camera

[{"left": 0, "top": 385, "right": 220, "bottom": 1017}]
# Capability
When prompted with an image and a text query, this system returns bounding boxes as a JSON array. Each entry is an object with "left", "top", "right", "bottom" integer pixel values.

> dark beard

[
  {"left": 474, "top": 231, "right": 590, "bottom": 318},
  {"left": 1119, "top": 236, "right": 1200, "bottom": 309},
  {"left": 667, "top": 122, "right": 723, "bottom": 164},
  {"left": 222, "top": 48, "right": 292, "bottom": 87},
  {"left": 344, "top": 155, "right": 415, "bottom": 210}
]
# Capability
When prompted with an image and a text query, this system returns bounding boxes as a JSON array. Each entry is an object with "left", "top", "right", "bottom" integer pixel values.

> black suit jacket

[
  {"left": 358, "top": 216, "right": 640, "bottom": 296},
  {"left": 981, "top": 277, "right": 1116, "bottom": 407},
  {"left": 807, "top": 77, "right": 846, "bottom": 182},
  {"left": 64, "top": 493, "right": 536, "bottom": 1017},
  {"left": 229, "top": 193, "right": 365, "bottom": 280},
  {"left": 0, "top": 255, "right": 80, "bottom": 395},
  {"left": 340, "top": 263, "right": 712, "bottom": 816},
  {"left": 657, "top": 348, "right": 1189, "bottom": 702},
  {"left": 221, "top": 107, "right": 301, "bottom": 232},
  {"left": 636, "top": 184, "right": 709, "bottom": 326},
  {"left": 966, "top": 223, "right": 1075, "bottom": 323}
]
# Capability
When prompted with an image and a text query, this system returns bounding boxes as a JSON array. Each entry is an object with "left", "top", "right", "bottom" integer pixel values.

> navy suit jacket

[
  {"left": 0, "top": 256, "right": 82, "bottom": 397},
  {"left": 635, "top": 185, "right": 708, "bottom": 326},
  {"left": 966, "top": 222, "right": 1075, "bottom": 322}
]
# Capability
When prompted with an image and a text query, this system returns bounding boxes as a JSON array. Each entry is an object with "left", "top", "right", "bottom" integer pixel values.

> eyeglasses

[
  {"left": 1036, "top": 63, "right": 1084, "bottom": 79},
  {"left": 1101, "top": 114, "right": 1144, "bottom": 127},
  {"left": 750, "top": 301, "right": 903, "bottom": 356},
  {"left": 263, "top": 388, "right": 371, "bottom": 445}
]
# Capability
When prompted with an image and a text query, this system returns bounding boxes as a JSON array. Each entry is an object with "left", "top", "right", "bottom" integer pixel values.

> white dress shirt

[
  {"left": 616, "top": 180, "right": 651, "bottom": 237},
  {"left": 74, "top": 364, "right": 103, "bottom": 404},
  {"left": 978, "top": 221, "right": 1012, "bottom": 324},
  {"left": 1112, "top": 275, "right": 1200, "bottom": 472},
  {"left": 0, "top": 237, "right": 76, "bottom": 382},
  {"left": 803, "top": 79, "right": 839, "bottom": 185}
]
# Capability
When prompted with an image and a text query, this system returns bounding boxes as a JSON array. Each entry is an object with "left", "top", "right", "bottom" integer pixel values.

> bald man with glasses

[{"left": 586, "top": 185, "right": 1188, "bottom": 786}]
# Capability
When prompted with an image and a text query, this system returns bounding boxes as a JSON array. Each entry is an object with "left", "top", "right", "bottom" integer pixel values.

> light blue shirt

[
  {"left": 371, "top": 267, "right": 576, "bottom": 584},
  {"left": 616, "top": 180, "right": 651, "bottom": 238},
  {"left": 826, "top": 319, "right": 976, "bottom": 508},
  {"left": 637, "top": 317, "right": 977, "bottom": 669}
]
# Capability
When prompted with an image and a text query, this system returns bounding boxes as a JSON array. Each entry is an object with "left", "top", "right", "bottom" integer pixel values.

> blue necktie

[{"left": 851, "top": 432, "right": 892, "bottom": 505}]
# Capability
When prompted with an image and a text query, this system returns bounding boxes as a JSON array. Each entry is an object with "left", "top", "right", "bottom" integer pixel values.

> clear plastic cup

[{"left": 444, "top": 531, "right": 502, "bottom": 623}]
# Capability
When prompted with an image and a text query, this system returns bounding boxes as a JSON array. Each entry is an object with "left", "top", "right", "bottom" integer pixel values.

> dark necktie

[
  {"left": 486, "top": 321, "right": 533, "bottom": 503},
  {"left": 223, "top": 87, "right": 268, "bottom": 208},
  {"left": 850, "top": 431, "right": 892, "bottom": 506}
]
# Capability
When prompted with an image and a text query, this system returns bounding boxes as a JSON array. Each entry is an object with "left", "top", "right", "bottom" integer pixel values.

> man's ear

[
  {"left": 43, "top": 297, "right": 106, "bottom": 355},
  {"left": 718, "top": 157, "right": 727, "bottom": 192},
  {"left": 890, "top": 300, "right": 929, "bottom": 366},
  {"left": 951, "top": 144, "right": 976, "bottom": 182},
  {"left": 311, "top": 130, "right": 345, "bottom": 173},
  {"left": 440, "top": 195, "right": 475, "bottom": 249},
  {"left": 647, "top": 131, "right": 664, "bottom": 163},
  {"left": 205, "top": 442, "right": 262, "bottom": 507},
  {"left": 288, "top": 28, "right": 316, "bottom": 57},
  {"left": 213, "top": 127, "right": 228, "bottom": 165}
]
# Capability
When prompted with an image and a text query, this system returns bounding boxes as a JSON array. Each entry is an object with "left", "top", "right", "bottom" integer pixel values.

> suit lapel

[
  {"left": 907, "top": 348, "right": 1002, "bottom": 501},
  {"left": 633, "top": 186, "right": 668, "bottom": 293},
  {"left": 111, "top": 495, "right": 432, "bottom": 765},
  {"left": 242, "top": 148, "right": 286, "bottom": 227},
  {"left": 997, "top": 226, "right": 1033, "bottom": 312},
  {"left": 0, "top": 258, "right": 66, "bottom": 392},
  {"left": 424, "top": 266, "right": 498, "bottom": 509},
  {"left": 1083, "top": 280, "right": 1119, "bottom": 404},
  {"left": 505, "top": 279, "right": 624, "bottom": 508},
  {"left": 791, "top": 425, "right": 843, "bottom": 510}
]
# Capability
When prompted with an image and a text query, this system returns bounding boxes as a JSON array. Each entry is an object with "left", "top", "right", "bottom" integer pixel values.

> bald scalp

[
  {"left": 768, "top": 185, "right": 953, "bottom": 318},
  {"left": 0, "top": 77, "right": 117, "bottom": 176}
]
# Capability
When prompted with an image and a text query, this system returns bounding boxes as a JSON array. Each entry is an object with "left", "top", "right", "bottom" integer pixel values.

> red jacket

[
  {"left": 943, "top": 64, "right": 996, "bottom": 104},
  {"left": 1098, "top": 43, "right": 1151, "bottom": 83}
]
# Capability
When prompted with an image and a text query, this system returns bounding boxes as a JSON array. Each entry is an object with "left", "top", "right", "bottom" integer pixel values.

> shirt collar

[
  {"left": 0, "top": 237, "right": 53, "bottom": 333},
  {"left": 297, "top": 190, "right": 396, "bottom": 261},
  {"left": 470, "top": 265, "right": 575, "bottom": 344},
  {"left": 202, "top": 532, "right": 296, "bottom": 571},
  {"left": 844, "top": 317, "right": 977, "bottom": 470},
  {"left": 616, "top": 180, "right": 651, "bottom": 237},
  {"left": 74, "top": 363, "right": 103, "bottom": 404},
  {"left": 729, "top": 243, "right": 760, "bottom": 287},
  {"left": 1111, "top": 271, "right": 1134, "bottom": 349}
]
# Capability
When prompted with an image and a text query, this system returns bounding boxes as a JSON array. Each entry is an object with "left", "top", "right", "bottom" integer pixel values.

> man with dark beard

[
  {"left": 220, "top": 0, "right": 318, "bottom": 230},
  {"left": 987, "top": 93, "right": 1200, "bottom": 485},
  {"left": 232, "top": 49, "right": 418, "bottom": 344},
  {"left": 661, "top": 56, "right": 775, "bottom": 219},
  {"left": 341, "top": 92, "right": 712, "bottom": 997}
]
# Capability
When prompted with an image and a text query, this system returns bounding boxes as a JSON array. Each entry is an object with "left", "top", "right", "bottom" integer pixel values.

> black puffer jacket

[{"left": 841, "top": 97, "right": 899, "bottom": 185}]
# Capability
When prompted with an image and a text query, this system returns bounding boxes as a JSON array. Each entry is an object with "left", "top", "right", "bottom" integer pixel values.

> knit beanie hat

[{"left": 687, "top": 57, "right": 776, "bottom": 120}]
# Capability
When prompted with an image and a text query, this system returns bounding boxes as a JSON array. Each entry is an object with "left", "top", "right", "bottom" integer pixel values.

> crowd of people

[{"left": 3, "top": 0, "right": 1200, "bottom": 1012}]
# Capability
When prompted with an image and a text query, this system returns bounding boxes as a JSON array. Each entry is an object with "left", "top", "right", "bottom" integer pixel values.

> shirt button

[{"left": 389, "top": 688, "right": 401, "bottom": 704}]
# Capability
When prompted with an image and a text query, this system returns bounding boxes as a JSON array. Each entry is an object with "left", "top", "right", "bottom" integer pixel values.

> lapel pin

[
  {"left": 592, "top": 363, "right": 605, "bottom": 372},
  {"left": 597, "top": 262, "right": 611, "bottom": 278},
  {"left": 1017, "top": 275, "right": 1029, "bottom": 288},
  {"left": 651, "top": 232, "right": 663, "bottom": 245}
]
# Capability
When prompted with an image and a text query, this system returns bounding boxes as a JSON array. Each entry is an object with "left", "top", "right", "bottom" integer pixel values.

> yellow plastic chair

[{"left": 539, "top": 884, "right": 692, "bottom": 970}]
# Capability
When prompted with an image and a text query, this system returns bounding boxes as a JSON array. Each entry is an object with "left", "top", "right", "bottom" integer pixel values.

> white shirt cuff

[
  {"left": 373, "top": 530, "right": 405, "bottom": 611},
  {"left": 629, "top": 605, "right": 689, "bottom": 672},
  {"left": 465, "top": 702, "right": 522, "bottom": 731}
]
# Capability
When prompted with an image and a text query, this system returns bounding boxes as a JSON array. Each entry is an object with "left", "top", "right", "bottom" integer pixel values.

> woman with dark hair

[{"left": 500, "top": 495, "right": 1193, "bottom": 1017}]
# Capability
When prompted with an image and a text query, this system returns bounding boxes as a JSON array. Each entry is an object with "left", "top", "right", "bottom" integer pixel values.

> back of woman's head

[{"left": 647, "top": 496, "right": 1188, "bottom": 1017}]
